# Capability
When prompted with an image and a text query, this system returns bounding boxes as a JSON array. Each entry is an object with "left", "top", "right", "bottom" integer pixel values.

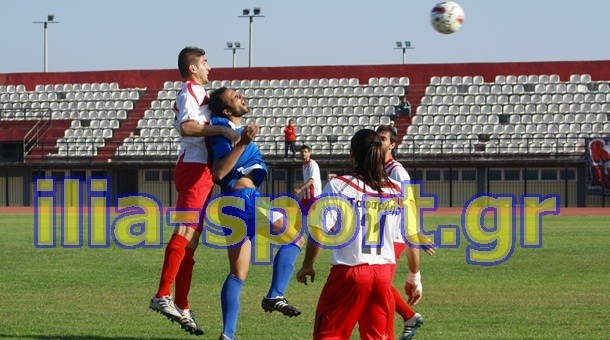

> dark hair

[
  {"left": 208, "top": 87, "right": 230, "bottom": 117},
  {"left": 376, "top": 125, "right": 397, "bottom": 144},
  {"left": 300, "top": 145, "right": 310, "bottom": 152},
  {"left": 178, "top": 46, "right": 205, "bottom": 79},
  {"left": 345, "top": 129, "right": 388, "bottom": 192}
]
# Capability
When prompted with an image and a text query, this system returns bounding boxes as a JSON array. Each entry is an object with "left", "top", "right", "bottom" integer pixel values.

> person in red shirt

[{"left": 283, "top": 119, "right": 297, "bottom": 159}]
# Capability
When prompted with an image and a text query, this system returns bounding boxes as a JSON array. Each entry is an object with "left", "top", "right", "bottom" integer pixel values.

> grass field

[{"left": 1, "top": 212, "right": 608, "bottom": 339}]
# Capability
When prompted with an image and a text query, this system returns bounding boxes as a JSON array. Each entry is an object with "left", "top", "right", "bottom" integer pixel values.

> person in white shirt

[
  {"left": 296, "top": 129, "right": 424, "bottom": 340},
  {"left": 377, "top": 124, "right": 429, "bottom": 339},
  {"left": 293, "top": 145, "right": 322, "bottom": 210},
  {"left": 149, "top": 46, "right": 238, "bottom": 336}
]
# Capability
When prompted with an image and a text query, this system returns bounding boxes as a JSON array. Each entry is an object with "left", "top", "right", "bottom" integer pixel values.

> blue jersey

[{"left": 209, "top": 116, "right": 268, "bottom": 192}]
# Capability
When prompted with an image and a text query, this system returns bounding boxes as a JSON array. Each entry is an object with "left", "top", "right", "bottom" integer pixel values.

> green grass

[{"left": 0, "top": 213, "right": 608, "bottom": 339}]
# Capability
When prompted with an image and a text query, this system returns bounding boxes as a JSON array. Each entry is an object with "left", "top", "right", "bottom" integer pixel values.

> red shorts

[
  {"left": 314, "top": 264, "right": 395, "bottom": 340},
  {"left": 300, "top": 198, "right": 316, "bottom": 212},
  {"left": 174, "top": 157, "right": 214, "bottom": 233},
  {"left": 390, "top": 242, "right": 406, "bottom": 278}
]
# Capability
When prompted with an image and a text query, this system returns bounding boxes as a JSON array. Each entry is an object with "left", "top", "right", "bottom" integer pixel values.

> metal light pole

[
  {"left": 394, "top": 41, "right": 414, "bottom": 64},
  {"left": 224, "top": 42, "right": 244, "bottom": 68},
  {"left": 238, "top": 8, "right": 264, "bottom": 67},
  {"left": 33, "top": 14, "right": 59, "bottom": 72}
]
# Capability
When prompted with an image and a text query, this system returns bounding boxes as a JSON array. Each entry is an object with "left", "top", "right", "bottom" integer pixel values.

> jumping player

[
  {"left": 149, "top": 47, "right": 239, "bottom": 336},
  {"left": 207, "top": 87, "right": 304, "bottom": 340}
]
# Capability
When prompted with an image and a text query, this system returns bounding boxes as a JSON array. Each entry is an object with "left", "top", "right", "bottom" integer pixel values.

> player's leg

[
  {"left": 358, "top": 264, "right": 395, "bottom": 340},
  {"left": 174, "top": 170, "right": 214, "bottom": 311},
  {"left": 313, "top": 265, "right": 372, "bottom": 340},
  {"left": 220, "top": 239, "right": 252, "bottom": 340},
  {"left": 151, "top": 161, "right": 206, "bottom": 325},
  {"left": 263, "top": 214, "right": 303, "bottom": 316}
]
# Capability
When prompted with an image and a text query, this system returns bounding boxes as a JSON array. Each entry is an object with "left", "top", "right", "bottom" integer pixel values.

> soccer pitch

[{"left": 1, "top": 212, "right": 608, "bottom": 339}]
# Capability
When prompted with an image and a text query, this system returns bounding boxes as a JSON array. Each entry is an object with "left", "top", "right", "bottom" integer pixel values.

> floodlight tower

[
  {"left": 238, "top": 8, "right": 264, "bottom": 67},
  {"left": 33, "top": 14, "right": 59, "bottom": 72},
  {"left": 394, "top": 41, "right": 414, "bottom": 64},
  {"left": 225, "top": 42, "right": 244, "bottom": 68}
]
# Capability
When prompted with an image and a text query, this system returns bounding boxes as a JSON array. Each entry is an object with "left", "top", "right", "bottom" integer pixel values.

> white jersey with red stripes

[
  {"left": 317, "top": 174, "right": 403, "bottom": 266},
  {"left": 173, "top": 80, "right": 212, "bottom": 164},
  {"left": 384, "top": 158, "right": 412, "bottom": 243},
  {"left": 384, "top": 158, "right": 410, "bottom": 183},
  {"left": 302, "top": 159, "right": 322, "bottom": 199}
]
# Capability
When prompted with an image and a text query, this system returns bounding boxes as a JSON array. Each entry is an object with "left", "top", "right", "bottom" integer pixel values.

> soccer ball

[{"left": 430, "top": 1, "right": 465, "bottom": 34}]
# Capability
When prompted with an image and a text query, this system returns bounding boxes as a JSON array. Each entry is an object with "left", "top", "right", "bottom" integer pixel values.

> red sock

[
  {"left": 156, "top": 234, "right": 189, "bottom": 298},
  {"left": 392, "top": 286, "right": 415, "bottom": 320},
  {"left": 174, "top": 247, "right": 196, "bottom": 310}
]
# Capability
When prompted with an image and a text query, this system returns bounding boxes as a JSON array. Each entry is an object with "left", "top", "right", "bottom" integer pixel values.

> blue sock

[
  {"left": 266, "top": 243, "right": 301, "bottom": 298},
  {"left": 221, "top": 275, "right": 244, "bottom": 339}
]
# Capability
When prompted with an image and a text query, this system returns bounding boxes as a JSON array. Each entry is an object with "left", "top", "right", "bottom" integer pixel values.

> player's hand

[
  {"left": 405, "top": 281, "right": 423, "bottom": 305},
  {"left": 405, "top": 271, "right": 422, "bottom": 305},
  {"left": 293, "top": 187, "right": 302, "bottom": 196},
  {"left": 239, "top": 123, "right": 259, "bottom": 145},
  {"left": 296, "top": 266, "right": 315, "bottom": 285},
  {"left": 222, "top": 127, "right": 241, "bottom": 146}
]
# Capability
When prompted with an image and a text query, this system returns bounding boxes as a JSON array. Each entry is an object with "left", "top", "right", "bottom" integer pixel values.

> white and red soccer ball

[{"left": 430, "top": 1, "right": 465, "bottom": 34}]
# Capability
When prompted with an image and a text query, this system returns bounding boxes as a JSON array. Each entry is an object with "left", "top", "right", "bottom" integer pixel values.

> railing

[
  {"left": 11, "top": 135, "right": 594, "bottom": 164},
  {"left": 22, "top": 110, "right": 52, "bottom": 156}
]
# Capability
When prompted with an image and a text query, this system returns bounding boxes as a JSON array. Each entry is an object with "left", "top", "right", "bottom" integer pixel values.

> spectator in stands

[
  {"left": 283, "top": 119, "right": 297, "bottom": 159},
  {"left": 394, "top": 96, "right": 412, "bottom": 119},
  {"left": 149, "top": 46, "right": 239, "bottom": 336},
  {"left": 293, "top": 145, "right": 322, "bottom": 211},
  {"left": 207, "top": 87, "right": 304, "bottom": 340}
]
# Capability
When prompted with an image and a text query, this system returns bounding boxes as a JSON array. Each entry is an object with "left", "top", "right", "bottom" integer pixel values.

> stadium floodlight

[
  {"left": 393, "top": 40, "right": 414, "bottom": 65},
  {"left": 224, "top": 42, "right": 244, "bottom": 68},
  {"left": 33, "top": 14, "right": 59, "bottom": 72},
  {"left": 238, "top": 8, "right": 265, "bottom": 67}
]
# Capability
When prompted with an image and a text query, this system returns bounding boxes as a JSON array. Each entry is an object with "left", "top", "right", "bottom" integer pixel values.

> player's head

[
  {"left": 348, "top": 128, "right": 387, "bottom": 192},
  {"left": 376, "top": 125, "right": 397, "bottom": 159},
  {"left": 300, "top": 145, "right": 311, "bottom": 162},
  {"left": 208, "top": 87, "right": 250, "bottom": 119},
  {"left": 178, "top": 46, "right": 211, "bottom": 84}
]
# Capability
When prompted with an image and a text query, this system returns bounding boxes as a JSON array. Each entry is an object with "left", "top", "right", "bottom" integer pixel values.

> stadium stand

[
  {"left": 1, "top": 63, "right": 610, "bottom": 162},
  {"left": 2, "top": 62, "right": 610, "bottom": 207}
]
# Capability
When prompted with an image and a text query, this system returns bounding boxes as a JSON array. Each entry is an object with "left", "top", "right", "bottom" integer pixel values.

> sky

[{"left": 1, "top": 0, "right": 609, "bottom": 73}]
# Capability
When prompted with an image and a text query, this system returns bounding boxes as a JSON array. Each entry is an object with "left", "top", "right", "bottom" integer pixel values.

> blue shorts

[{"left": 220, "top": 187, "right": 281, "bottom": 241}]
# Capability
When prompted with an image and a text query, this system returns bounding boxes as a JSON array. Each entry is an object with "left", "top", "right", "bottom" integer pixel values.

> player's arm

[
  {"left": 180, "top": 121, "right": 240, "bottom": 143},
  {"left": 296, "top": 226, "right": 325, "bottom": 285},
  {"left": 404, "top": 245, "right": 423, "bottom": 305},
  {"left": 294, "top": 178, "right": 315, "bottom": 195},
  {"left": 212, "top": 124, "right": 258, "bottom": 181}
]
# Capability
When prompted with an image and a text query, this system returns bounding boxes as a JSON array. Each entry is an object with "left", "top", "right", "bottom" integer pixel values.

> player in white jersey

[
  {"left": 150, "top": 46, "right": 239, "bottom": 336},
  {"left": 377, "top": 125, "right": 435, "bottom": 340},
  {"left": 293, "top": 145, "right": 322, "bottom": 210},
  {"left": 297, "top": 129, "right": 423, "bottom": 340}
]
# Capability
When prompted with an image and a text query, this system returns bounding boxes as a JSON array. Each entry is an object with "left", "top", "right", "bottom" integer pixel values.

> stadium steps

[
  {"left": 394, "top": 83, "right": 426, "bottom": 143},
  {"left": 93, "top": 87, "right": 162, "bottom": 162},
  {"left": 23, "top": 120, "right": 73, "bottom": 162}
]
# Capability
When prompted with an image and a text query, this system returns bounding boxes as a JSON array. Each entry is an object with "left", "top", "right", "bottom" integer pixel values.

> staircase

[
  {"left": 394, "top": 82, "right": 427, "bottom": 144},
  {"left": 23, "top": 120, "right": 72, "bottom": 162},
  {"left": 93, "top": 87, "right": 162, "bottom": 162}
]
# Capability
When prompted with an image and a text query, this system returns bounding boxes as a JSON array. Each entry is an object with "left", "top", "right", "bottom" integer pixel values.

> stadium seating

[
  {"left": 2, "top": 71, "right": 609, "bottom": 160},
  {"left": 400, "top": 74, "right": 610, "bottom": 155}
]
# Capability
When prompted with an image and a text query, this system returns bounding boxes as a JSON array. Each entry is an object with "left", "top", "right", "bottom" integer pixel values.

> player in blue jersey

[{"left": 207, "top": 87, "right": 304, "bottom": 340}]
